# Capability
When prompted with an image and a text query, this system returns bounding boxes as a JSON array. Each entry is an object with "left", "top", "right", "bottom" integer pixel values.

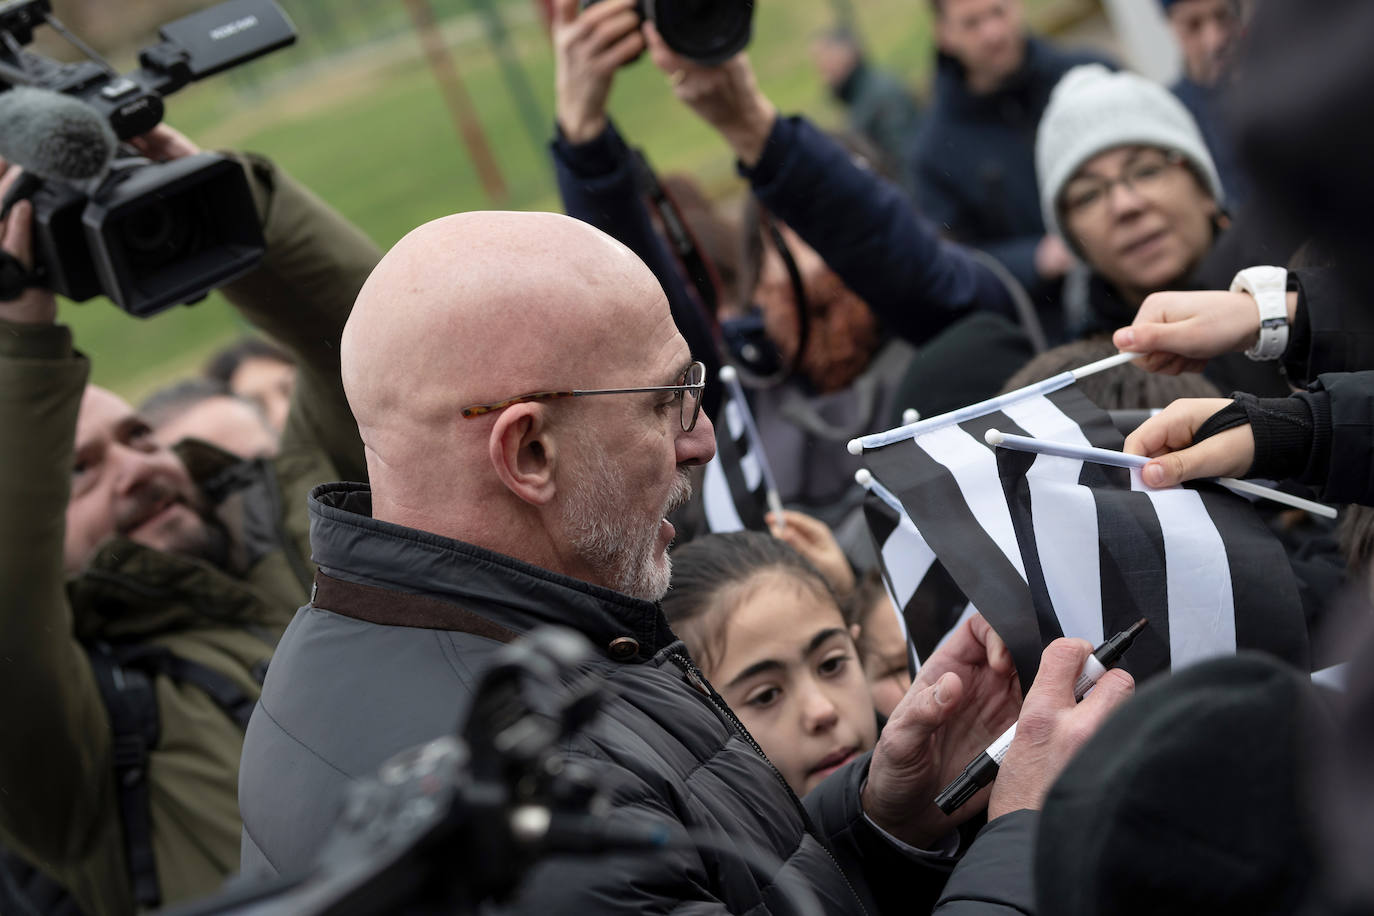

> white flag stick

[
  {"left": 854, "top": 468, "right": 907, "bottom": 518},
  {"left": 719, "top": 365, "right": 786, "bottom": 528},
  {"left": 984, "top": 429, "right": 1338, "bottom": 519},
  {"left": 849, "top": 352, "right": 1139, "bottom": 454},
  {"left": 1069, "top": 350, "right": 1138, "bottom": 381}
]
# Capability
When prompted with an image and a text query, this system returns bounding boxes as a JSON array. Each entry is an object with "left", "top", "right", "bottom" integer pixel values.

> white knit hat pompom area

[{"left": 1035, "top": 64, "right": 1225, "bottom": 244}]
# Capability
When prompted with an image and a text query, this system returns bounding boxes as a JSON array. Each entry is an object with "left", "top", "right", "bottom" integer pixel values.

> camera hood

[{"left": 82, "top": 152, "right": 265, "bottom": 317}]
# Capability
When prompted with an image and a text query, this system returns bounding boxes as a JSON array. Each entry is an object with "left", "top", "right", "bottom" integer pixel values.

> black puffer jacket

[{"left": 238, "top": 483, "right": 954, "bottom": 914}]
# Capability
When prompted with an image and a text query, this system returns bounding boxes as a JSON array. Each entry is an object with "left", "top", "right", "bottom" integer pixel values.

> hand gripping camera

[
  {"left": 580, "top": 0, "right": 755, "bottom": 66},
  {"left": 0, "top": 0, "right": 296, "bottom": 316}
]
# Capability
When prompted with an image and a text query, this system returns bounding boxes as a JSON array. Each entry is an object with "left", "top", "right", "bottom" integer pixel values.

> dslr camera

[
  {"left": 0, "top": 0, "right": 296, "bottom": 316},
  {"left": 580, "top": 0, "right": 754, "bottom": 66}
]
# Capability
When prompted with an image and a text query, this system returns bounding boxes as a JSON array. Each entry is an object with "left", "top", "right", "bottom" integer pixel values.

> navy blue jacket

[
  {"left": 911, "top": 38, "right": 1114, "bottom": 308},
  {"left": 553, "top": 115, "right": 1016, "bottom": 356}
]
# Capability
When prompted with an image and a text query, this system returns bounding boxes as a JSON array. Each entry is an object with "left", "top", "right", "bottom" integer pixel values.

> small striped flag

[
  {"left": 859, "top": 376, "right": 1310, "bottom": 690},
  {"left": 701, "top": 368, "right": 781, "bottom": 533}
]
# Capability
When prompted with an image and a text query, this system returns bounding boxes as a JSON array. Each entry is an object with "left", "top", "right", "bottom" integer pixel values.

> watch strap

[{"left": 1231, "top": 266, "right": 1289, "bottom": 361}]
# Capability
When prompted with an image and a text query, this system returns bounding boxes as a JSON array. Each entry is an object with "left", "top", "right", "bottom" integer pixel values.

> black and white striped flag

[
  {"left": 701, "top": 367, "right": 781, "bottom": 533},
  {"left": 861, "top": 475, "right": 975, "bottom": 677},
  {"left": 858, "top": 375, "right": 1311, "bottom": 690}
]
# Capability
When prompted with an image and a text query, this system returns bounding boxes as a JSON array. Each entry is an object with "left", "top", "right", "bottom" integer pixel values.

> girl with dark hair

[{"left": 662, "top": 532, "right": 878, "bottom": 796}]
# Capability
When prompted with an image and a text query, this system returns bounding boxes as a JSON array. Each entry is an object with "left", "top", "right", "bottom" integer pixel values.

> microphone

[{"left": 0, "top": 87, "right": 117, "bottom": 182}]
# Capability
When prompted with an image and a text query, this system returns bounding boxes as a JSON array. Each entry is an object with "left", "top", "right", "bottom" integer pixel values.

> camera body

[
  {"left": 0, "top": 0, "right": 297, "bottom": 316},
  {"left": 579, "top": 0, "right": 754, "bottom": 66}
]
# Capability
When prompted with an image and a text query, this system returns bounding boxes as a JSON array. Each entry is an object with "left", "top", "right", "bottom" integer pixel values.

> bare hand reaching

[
  {"left": 552, "top": 0, "right": 645, "bottom": 144},
  {"left": 988, "top": 638, "right": 1134, "bottom": 818},
  {"left": 642, "top": 23, "right": 776, "bottom": 166},
  {"left": 1112, "top": 289, "right": 1296, "bottom": 375},
  {"left": 862, "top": 614, "right": 1021, "bottom": 846},
  {"left": 1124, "top": 397, "right": 1254, "bottom": 488}
]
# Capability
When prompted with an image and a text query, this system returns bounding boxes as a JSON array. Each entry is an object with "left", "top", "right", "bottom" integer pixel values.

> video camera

[
  {"left": 580, "top": 0, "right": 754, "bottom": 66},
  {"left": 0, "top": 0, "right": 296, "bottom": 316}
]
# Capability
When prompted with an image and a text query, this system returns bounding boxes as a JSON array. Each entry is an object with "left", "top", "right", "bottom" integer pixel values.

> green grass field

[{"left": 60, "top": 0, "right": 1059, "bottom": 400}]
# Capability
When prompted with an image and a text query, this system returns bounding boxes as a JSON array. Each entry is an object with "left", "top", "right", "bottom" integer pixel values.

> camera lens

[
  {"left": 648, "top": 0, "right": 753, "bottom": 66},
  {"left": 119, "top": 195, "right": 201, "bottom": 269}
]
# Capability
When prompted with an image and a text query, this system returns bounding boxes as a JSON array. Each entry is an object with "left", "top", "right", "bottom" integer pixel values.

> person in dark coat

[
  {"left": 549, "top": 0, "right": 1034, "bottom": 561},
  {"left": 1035, "top": 63, "right": 1290, "bottom": 396},
  {"left": 236, "top": 207, "right": 1134, "bottom": 913},
  {"left": 1160, "top": 0, "right": 1249, "bottom": 208},
  {"left": 1119, "top": 282, "right": 1374, "bottom": 506},
  {"left": 910, "top": 0, "right": 1113, "bottom": 321},
  {"left": 810, "top": 27, "right": 923, "bottom": 191}
]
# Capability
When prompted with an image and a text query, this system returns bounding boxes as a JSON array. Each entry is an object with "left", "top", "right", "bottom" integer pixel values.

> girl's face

[{"left": 708, "top": 570, "right": 879, "bottom": 796}]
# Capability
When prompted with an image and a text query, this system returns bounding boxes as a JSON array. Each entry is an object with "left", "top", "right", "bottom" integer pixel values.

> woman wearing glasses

[{"left": 1035, "top": 64, "right": 1290, "bottom": 396}]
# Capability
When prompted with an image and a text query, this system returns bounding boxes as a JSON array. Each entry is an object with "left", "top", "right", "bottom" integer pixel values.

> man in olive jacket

[{"left": 0, "top": 128, "right": 377, "bottom": 916}]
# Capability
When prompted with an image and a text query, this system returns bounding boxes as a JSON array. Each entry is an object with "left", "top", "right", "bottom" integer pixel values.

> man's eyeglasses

[
  {"left": 1061, "top": 150, "right": 1187, "bottom": 221},
  {"left": 461, "top": 361, "right": 707, "bottom": 432}
]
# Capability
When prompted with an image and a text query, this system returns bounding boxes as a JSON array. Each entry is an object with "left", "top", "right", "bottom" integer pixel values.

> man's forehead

[
  {"left": 945, "top": 0, "right": 1013, "bottom": 21},
  {"left": 78, "top": 386, "right": 137, "bottom": 434}
]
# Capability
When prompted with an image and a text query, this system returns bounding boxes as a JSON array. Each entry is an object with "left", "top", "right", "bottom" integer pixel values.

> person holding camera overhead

[
  {"left": 551, "top": 0, "right": 1040, "bottom": 561},
  {"left": 0, "top": 125, "right": 378, "bottom": 915}
]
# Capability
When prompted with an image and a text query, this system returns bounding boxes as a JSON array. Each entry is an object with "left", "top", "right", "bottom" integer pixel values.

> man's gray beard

[{"left": 563, "top": 453, "right": 691, "bottom": 602}]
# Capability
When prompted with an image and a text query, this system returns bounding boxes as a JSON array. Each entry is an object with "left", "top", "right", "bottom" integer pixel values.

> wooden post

[
  {"left": 473, "top": 0, "right": 549, "bottom": 158},
  {"left": 403, "top": 0, "right": 508, "bottom": 204}
]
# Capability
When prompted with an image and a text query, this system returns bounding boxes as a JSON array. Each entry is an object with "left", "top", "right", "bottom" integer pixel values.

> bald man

[
  {"left": 0, "top": 140, "right": 378, "bottom": 915},
  {"left": 236, "top": 211, "right": 1066, "bottom": 915}
]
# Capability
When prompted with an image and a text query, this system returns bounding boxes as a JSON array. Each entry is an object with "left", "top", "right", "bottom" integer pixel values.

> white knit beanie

[{"left": 1036, "top": 64, "right": 1224, "bottom": 241}]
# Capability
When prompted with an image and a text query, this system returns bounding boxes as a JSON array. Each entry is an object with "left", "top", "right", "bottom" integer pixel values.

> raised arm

[
  {"left": 548, "top": 0, "right": 721, "bottom": 411},
  {"left": 643, "top": 31, "right": 1017, "bottom": 348},
  {"left": 0, "top": 162, "right": 132, "bottom": 908},
  {"left": 217, "top": 149, "right": 380, "bottom": 484}
]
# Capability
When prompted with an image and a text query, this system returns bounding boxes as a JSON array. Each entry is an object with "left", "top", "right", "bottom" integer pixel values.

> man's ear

[{"left": 489, "top": 404, "right": 559, "bottom": 506}]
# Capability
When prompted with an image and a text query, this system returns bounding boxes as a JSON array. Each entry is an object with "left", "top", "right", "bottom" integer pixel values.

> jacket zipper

[{"left": 670, "top": 651, "right": 870, "bottom": 916}]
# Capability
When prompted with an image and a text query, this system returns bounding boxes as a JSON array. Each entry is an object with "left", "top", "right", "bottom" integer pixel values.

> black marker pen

[{"left": 934, "top": 618, "right": 1148, "bottom": 816}]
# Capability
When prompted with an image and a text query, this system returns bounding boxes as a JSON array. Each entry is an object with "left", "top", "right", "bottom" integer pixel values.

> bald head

[{"left": 341, "top": 211, "right": 691, "bottom": 556}]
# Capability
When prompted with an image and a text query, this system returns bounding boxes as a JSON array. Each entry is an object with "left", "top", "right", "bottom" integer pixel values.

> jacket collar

[
  {"left": 70, "top": 538, "right": 281, "bottom": 644},
  {"left": 933, "top": 35, "right": 1050, "bottom": 116},
  {"left": 307, "top": 482, "right": 679, "bottom": 662},
  {"left": 833, "top": 59, "right": 870, "bottom": 105}
]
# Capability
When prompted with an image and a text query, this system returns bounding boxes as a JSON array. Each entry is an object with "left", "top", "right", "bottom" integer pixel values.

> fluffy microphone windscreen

[{"left": 0, "top": 87, "right": 117, "bottom": 182}]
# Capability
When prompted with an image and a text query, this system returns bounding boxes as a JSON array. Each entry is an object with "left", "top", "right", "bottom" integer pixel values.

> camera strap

[
  {"left": 629, "top": 147, "right": 722, "bottom": 323},
  {"left": 0, "top": 251, "right": 42, "bottom": 303}
]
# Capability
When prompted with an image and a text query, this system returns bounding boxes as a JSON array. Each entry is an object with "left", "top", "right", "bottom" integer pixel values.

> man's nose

[
  {"left": 678, "top": 409, "right": 716, "bottom": 468},
  {"left": 1201, "top": 20, "right": 1229, "bottom": 57},
  {"left": 110, "top": 441, "right": 163, "bottom": 495}
]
